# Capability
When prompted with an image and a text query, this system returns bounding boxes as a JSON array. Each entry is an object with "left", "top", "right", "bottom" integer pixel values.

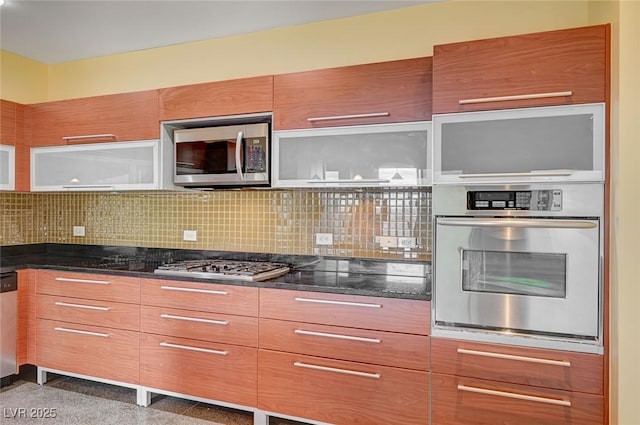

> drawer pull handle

[
  {"left": 294, "top": 361, "right": 381, "bottom": 379},
  {"left": 54, "top": 326, "right": 109, "bottom": 338},
  {"left": 294, "top": 297, "right": 382, "bottom": 308},
  {"left": 295, "top": 329, "right": 381, "bottom": 344},
  {"left": 458, "top": 91, "right": 573, "bottom": 105},
  {"left": 54, "top": 301, "right": 111, "bottom": 311},
  {"left": 457, "top": 348, "right": 571, "bottom": 367},
  {"left": 159, "top": 342, "right": 228, "bottom": 356},
  {"left": 160, "top": 313, "right": 229, "bottom": 326},
  {"left": 307, "top": 112, "right": 390, "bottom": 122},
  {"left": 457, "top": 384, "right": 571, "bottom": 407},
  {"left": 160, "top": 286, "right": 229, "bottom": 295},
  {"left": 62, "top": 134, "right": 116, "bottom": 142},
  {"left": 55, "top": 277, "right": 110, "bottom": 285}
]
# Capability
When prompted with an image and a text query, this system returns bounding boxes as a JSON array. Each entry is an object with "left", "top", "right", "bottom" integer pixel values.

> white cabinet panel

[
  {"left": 273, "top": 121, "right": 431, "bottom": 188},
  {"left": 31, "top": 140, "right": 173, "bottom": 191},
  {"left": 0, "top": 145, "right": 16, "bottom": 191}
]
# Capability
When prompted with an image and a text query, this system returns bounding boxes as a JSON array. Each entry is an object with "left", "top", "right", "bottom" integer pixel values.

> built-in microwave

[{"left": 173, "top": 122, "right": 270, "bottom": 187}]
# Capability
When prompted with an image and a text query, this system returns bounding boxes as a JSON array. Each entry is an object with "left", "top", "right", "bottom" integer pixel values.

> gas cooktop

[{"left": 154, "top": 260, "right": 290, "bottom": 282}]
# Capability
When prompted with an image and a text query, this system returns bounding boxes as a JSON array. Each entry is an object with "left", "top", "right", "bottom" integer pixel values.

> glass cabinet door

[
  {"left": 273, "top": 121, "right": 431, "bottom": 187},
  {"left": 0, "top": 145, "right": 15, "bottom": 190},
  {"left": 31, "top": 140, "right": 159, "bottom": 191},
  {"left": 433, "top": 103, "right": 605, "bottom": 184}
]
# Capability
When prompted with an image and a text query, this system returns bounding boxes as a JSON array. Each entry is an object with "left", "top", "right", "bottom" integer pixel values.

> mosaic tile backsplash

[{"left": 0, "top": 189, "right": 431, "bottom": 260}]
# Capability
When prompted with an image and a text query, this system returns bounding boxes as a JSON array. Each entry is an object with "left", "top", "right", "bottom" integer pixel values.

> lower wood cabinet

[
  {"left": 431, "top": 373, "right": 604, "bottom": 425},
  {"left": 36, "top": 319, "right": 139, "bottom": 384},
  {"left": 258, "top": 350, "right": 429, "bottom": 425},
  {"left": 140, "top": 333, "right": 257, "bottom": 406}
]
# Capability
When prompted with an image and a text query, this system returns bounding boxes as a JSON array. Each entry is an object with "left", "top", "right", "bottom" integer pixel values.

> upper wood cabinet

[
  {"left": 158, "top": 75, "right": 273, "bottom": 121},
  {"left": 28, "top": 90, "right": 160, "bottom": 147},
  {"left": 273, "top": 57, "right": 433, "bottom": 130},
  {"left": 1, "top": 99, "right": 29, "bottom": 191},
  {"left": 432, "top": 24, "right": 609, "bottom": 114}
]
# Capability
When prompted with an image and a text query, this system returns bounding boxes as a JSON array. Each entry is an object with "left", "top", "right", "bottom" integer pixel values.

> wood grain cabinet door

[
  {"left": 35, "top": 270, "right": 140, "bottom": 304},
  {"left": 274, "top": 57, "right": 433, "bottom": 130},
  {"left": 433, "top": 24, "right": 609, "bottom": 113},
  {"left": 159, "top": 75, "right": 273, "bottom": 121},
  {"left": 28, "top": 90, "right": 160, "bottom": 146}
]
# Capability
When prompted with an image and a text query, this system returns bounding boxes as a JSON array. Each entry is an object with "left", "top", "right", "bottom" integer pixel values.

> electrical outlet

[
  {"left": 379, "top": 236, "right": 398, "bottom": 248},
  {"left": 72, "top": 226, "right": 85, "bottom": 237},
  {"left": 398, "top": 237, "right": 417, "bottom": 249},
  {"left": 315, "top": 233, "right": 333, "bottom": 246},
  {"left": 183, "top": 230, "right": 197, "bottom": 241}
]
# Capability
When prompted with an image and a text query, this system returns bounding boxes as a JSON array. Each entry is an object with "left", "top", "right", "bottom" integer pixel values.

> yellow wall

[
  {"left": 0, "top": 50, "right": 48, "bottom": 103},
  {"left": 3, "top": 0, "right": 589, "bottom": 103}
]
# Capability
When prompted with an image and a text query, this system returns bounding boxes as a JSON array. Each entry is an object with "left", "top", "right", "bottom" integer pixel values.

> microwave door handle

[
  {"left": 438, "top": 218, "right": 597, "bottom": 229},
  {"left": 235, "top": 131, "right": 244, "bottom": 180}
]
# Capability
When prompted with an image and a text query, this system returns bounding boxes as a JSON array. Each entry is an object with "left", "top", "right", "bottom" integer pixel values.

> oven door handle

[
  {"left": 438, "top": 218, "right": 597, "bottom": 229},
  {"left": 235, "top": 130, "right": 244, "bottom": 181}
]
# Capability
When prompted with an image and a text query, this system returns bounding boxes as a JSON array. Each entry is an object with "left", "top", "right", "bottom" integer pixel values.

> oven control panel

[{"left": 467, "top": 190, "right": 562, "bottom": 211}]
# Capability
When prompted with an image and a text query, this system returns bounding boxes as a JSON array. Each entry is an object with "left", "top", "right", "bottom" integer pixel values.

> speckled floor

[{"left": 0, "top": 368, "right": 305, "bottom": 425}]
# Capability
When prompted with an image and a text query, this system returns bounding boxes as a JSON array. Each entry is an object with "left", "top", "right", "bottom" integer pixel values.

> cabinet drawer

[
  {"left": 432, "top": 25, "right": 608, "bottom": 113},
  {"left": 141, "top": 305, "right": 257, "bottom": 347},
  {"left": 258, "top": 350, "right": 429, "bottom": 425},
  {"left": 431, "top": 338, "right": 603, "bottom": 394},
  {"left": 36, "top": 270, "right": 140, "bottom": 304},
  {"left": 431, "top": 373, "right": 604, "bottom": 425},
  {"left": 141, "top": 278, "right": 258, "bottom": 316},
  {"left": 274, "top": 57, "right": 432, "bottom": 130},
  {"left": 37, "top": 294, "right": 140, "bottom": 331},
  {"left": 140, "top": 333, "right": 257, "bottom": 407},
  {"left": 36, "top": 319, "right": 139, "bottom": 384},
  {"left": 259, "top": 318, "right": 428, "bottom": 371},
  {"left": 259, "top": 288, "right": 429, "bottom": 335}
]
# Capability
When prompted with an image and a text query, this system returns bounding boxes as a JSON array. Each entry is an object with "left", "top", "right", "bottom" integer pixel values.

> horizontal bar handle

[
  {"left": 294, "top": 297, "right": 382, "bottom": 308},
  {"left": 457, "top": 348, "right": 571, "bottom": 367},
  {"left": 160, "top": 342, "right": 228, "bottom": 356},
  {"left": 55, "top": 277, "right": 111, "bottom": 285},
  {"left": 459, "top": 91, "right": 573, "bottom": 105},
  {"left": 54, "top": 326, "right": 109, "bottom": 338},
  {"left": 307, "top": 112, "right": 390, "bottom": 122},
  {"left": 306, "top": 179, "right": 391, "bottom": 184},
  {"left": 160, "top": 313, "right": 229, "bottom": 326},
  {"left": 294, "top": 361, "right": 381, "bottom": 379},
  {"left": 458, "top": 170, "right": 574, "bottom": 179},
  {"left": 54, "top": 301, "right": 111, "bottom": 312},
  {"left": 160, "top": 285, "right": 229, "bottom": 295},
  {"left": 295, "top": 329, "right": 381, "bottom": 344},
  {"left": 62, "top": 185, "right": 115, "bottom": 189},
  {"left": 62, "top": 134, "right": 116, "bottom": 141},
  {"left": 438, "top": 218, "right": 597, "bottom": 229},
  {"left": 457, "top": 384, "right": 571, "bottom": 407}
]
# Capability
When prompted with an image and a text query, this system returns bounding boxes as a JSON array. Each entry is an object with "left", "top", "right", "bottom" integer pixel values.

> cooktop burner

[{"left": 154, "top": 260, "right": 290, "bottom": 282}]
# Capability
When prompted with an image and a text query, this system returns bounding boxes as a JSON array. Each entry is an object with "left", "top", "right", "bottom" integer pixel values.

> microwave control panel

[
  {"left": 245, "top": 137, "right": 268, "bottom": 173},
  {"left": 467, "top": 189, "right": 562, "bottom": 211}
]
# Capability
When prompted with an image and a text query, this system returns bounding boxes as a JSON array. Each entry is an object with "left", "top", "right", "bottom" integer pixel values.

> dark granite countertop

[{"left": 0, "top": 244, "right": 431, "bottom": 300}]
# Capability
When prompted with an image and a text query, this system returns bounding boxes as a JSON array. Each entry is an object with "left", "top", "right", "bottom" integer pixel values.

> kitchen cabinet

[
  {"left": 30, "top": 139, "right": 174, "bottom": 191},
  {"left": 432, "top": 24, "right": 609, "bottom": 113},
  {"left": 34, "top": 270, "right": 141, "bottom": 384},
  {"left": 139, "top": 278, "right": 259, "bottom": 407},
  {"left": 273, "top": 57, "right": 432, "bottom": 130},
  {"left": 430, "top": 338, "right": 604, "bottom": 425},
  {"left": 258, "top": 288, "right": 430, "bottom": 425},
  {"left": 16, "top": 269, "right": 36, "bottom": 368},
  {"left": 159, "top": 75, "right": 273, "bottom": 121},
  {"left": 28, "top": 90, "right": 159, "bottom": 146},
  {"left": 1, "top": 100, "right": 29, "bottom": 191}
]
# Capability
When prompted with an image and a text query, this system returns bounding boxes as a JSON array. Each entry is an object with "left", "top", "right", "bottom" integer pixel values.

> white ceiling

[{"left": 0, "top": 0, "right": 435, "bottom": 64}]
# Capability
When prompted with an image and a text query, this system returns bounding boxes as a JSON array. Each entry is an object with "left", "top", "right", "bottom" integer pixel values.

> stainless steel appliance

[
  {"left": 432, "top": 183, "right": 603, "bottom": 354},
  {"left": 154, "top": 260, "right": 290, "bottom": 282},
  {"left": 1, "top": 272, "right": 18, "bottom": 384},
  {"left": 174, "top": 122, "right": 270, "bottom": 187}
]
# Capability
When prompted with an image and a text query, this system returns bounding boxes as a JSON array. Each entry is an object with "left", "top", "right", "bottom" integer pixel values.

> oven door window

[
  {"left": 461, "top": 250, "right": 566, "bottom": 298},
  {"left": 175, "top": 140, "right": 241, "bottom": 175}
]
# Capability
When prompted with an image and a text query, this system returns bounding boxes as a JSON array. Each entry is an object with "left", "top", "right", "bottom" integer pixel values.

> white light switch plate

[
  {"left": 73, "top": 226, "right": 85, "bottom": 237},
  {"left": 315, "top": 233, "right": 333, "bottom": 245},
  {"left": 183, "top": 230, "right": 197, "bottom": 241}
]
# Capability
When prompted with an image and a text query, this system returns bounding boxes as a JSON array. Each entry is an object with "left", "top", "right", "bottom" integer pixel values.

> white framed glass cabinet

[{"left": 0, "top": 144, "right": 16, "bottom": 191}]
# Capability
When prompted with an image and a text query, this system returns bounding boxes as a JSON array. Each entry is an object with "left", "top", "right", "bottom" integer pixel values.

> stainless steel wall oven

[{"left": 432, "top": 183, "right": 603, "bottom": 354}]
